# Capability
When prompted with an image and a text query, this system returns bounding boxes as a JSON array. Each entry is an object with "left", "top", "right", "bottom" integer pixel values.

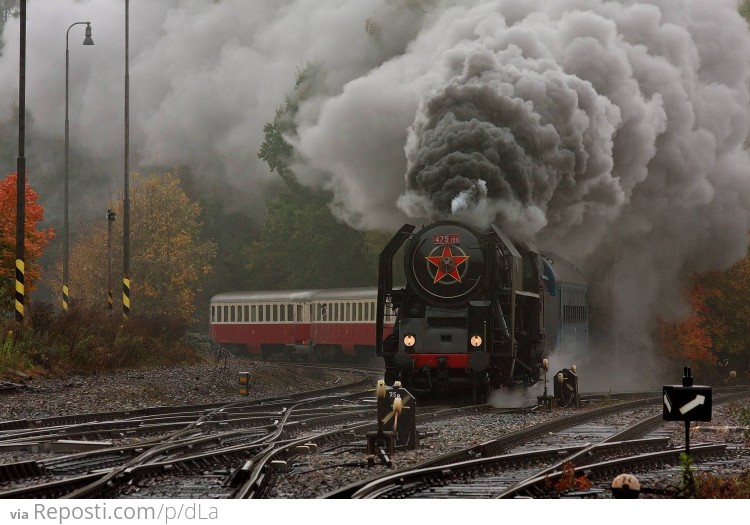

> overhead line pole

[
  {"left": 15, "top": 0, "right": 26, "bottom": 323},
  {"left": 123, "top": 0, "right": 131, "bottom": 319}
]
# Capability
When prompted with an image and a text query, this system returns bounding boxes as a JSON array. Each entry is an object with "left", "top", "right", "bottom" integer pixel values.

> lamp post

[{"left": 63, "top": 22, "right": 94, "bottom": 313}]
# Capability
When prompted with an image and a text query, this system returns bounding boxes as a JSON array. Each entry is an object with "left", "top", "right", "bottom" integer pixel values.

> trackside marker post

[
  {"left": 238, "top": 372, "right": 250, "bottom": 395},
  {"left": 662, "top": 367, "right": 712, "bottom": 455}
]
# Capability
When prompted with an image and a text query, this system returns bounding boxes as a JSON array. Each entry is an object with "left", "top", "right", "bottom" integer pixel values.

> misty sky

[{"left": 2, "top": 0, "right": 750, "bottom": 383}]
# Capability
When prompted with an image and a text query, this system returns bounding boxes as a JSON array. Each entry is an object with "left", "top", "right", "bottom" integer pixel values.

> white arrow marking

[
  {"left": 679, "top": 395, "right": 706, "bottom": 415},
  {"left": 663, "top": 393, "right": 672, "bottom": 413}
]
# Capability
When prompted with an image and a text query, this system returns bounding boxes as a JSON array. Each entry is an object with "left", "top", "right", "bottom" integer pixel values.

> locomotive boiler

[{"left": 376, "top": 220, "right": 586, "bottom": 403}]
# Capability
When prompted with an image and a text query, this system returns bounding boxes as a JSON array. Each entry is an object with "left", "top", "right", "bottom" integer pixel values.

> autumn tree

[
  {"left": 658, "top": 283, "right": 716, "bottom": 377},
  {"left": 660, "top": 254, "right": 750, "bottom": 381},
  {"left": 692, "top": 258, "right": 750, "bottom": 377},
  {"left": 0, "top": 173, "right": 54, "bottom": 314},
  {"left": 57, "top": 172, "right": 216, "bottom": 324}
]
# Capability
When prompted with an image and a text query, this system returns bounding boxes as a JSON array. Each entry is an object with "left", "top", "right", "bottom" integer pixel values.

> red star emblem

[{"left": 425, "top": 245, "right": 469, "bottom": 284}]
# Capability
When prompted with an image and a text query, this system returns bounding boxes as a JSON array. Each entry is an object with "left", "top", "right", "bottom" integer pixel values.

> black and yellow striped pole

[
  {"left": 15, "top": 260, "right": 24, "bottom": 322},
  {"left": 122, "top": 277, "right": 130, "bottom": 318},
  {"left": 15, "top": 1, "right": 27, "bottom": 324}
]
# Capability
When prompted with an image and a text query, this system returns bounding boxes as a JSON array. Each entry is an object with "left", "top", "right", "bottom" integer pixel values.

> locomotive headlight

[
  {"left": 470, "top": 335, "right": 482, "bottom": 347},
  {"left": 403, "top": 334, "right": 416, "bottom": 347}
]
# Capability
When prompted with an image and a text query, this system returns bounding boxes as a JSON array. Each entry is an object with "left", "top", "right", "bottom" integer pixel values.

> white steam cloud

[{"left": 2, "top": 0, "right": 750, "bottom": 386}]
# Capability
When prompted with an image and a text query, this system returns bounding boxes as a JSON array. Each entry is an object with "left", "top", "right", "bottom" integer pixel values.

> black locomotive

[{"left": 376, "top": 220, "right": 587, "bottom": 402}]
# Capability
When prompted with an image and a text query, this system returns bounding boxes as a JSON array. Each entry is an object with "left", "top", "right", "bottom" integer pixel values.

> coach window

[
  {"left": 280, "top": 305, "right": 286, "bottom": 322},
  {"left": 250, "top": 305, "right": 256, "bottom": 322},
  {"left": 222, "top": 306, "right": 228, "bottom": 323},
  {"left": 346, "top": 303, "right": 351, "bottom": 321}
]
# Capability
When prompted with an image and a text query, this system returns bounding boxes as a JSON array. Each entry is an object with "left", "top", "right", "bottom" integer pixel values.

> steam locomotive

[{"left": 376, "top": 220, "right": 587, "bottom": 403}]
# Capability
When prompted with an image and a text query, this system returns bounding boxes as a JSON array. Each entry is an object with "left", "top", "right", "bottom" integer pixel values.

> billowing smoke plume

[
  {"left": 297, "top": 0, "right": 750, "bottom": 386},
  {"left": 2, "top": 1, "right": 750, "bottom": 387}
]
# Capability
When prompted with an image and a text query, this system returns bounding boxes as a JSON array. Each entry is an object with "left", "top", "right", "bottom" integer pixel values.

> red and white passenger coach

[{"left": 209, "top": 287, "right": 391, "bottom": 361}]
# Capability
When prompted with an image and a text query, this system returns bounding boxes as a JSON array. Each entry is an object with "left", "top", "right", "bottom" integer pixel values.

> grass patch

[{"left": 1, "top": 301, "right": 205, "bottom": 380}]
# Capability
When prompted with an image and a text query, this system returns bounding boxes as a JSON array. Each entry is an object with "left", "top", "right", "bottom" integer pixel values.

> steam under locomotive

[{"left": 376, "top": 220, "right": 587, "bottom": 403}]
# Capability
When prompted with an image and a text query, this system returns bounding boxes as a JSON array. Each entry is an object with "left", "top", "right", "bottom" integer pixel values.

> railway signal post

[{"left": 662, "top": 367, "right": 712, "bottom": 454}]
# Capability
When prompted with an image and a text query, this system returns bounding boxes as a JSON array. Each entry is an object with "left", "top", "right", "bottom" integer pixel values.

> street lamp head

[{"left": 83, "top": 24, "right": 94, "bottom": 45}]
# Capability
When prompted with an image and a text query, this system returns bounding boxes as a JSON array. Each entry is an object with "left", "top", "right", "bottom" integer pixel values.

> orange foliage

[
  {"left": 550, "top": 462, "right": 592, "bottom": 492},
  {"left": 0, "top": 173, "right": 55, "bottom": 308},
  {"left": 658, "top": 282, "right": 717, "bottom": 377}
]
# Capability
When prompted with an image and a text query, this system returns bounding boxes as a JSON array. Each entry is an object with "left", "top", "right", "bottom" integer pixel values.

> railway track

[
  {"left": 2, "top": 375, "right": 748, "bottom": 499},
  {"left": 0, "top": 364, "right": 380, "bottom": 498},
  {"left": 323, "top": 387, "right": 750, "bottom": 498}
]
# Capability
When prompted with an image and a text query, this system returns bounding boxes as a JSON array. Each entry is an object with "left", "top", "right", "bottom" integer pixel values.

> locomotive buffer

[{"left": 663, "top": 367, "right": 712, "bottom": 454}]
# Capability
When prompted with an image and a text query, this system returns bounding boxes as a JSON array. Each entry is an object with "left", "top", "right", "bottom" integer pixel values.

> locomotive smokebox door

[
  {"left": 553, "top": 368, "right": 579, "bottom": 408},
  {"left": 382, "top": 385, "right": 418, "bottom": 450}
]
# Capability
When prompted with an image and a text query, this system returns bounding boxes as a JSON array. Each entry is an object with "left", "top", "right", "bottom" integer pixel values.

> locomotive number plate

[{"left": 433, "top": 234, "right": 460, "bottom": 245}]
